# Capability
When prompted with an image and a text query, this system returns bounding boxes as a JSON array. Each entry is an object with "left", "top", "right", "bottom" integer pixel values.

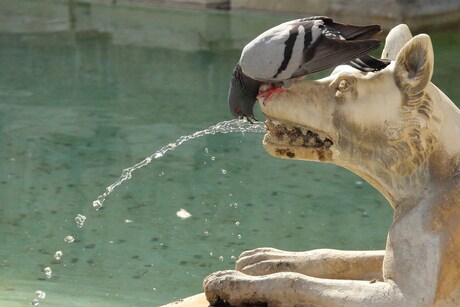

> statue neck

[{"left": 345, "top": 86, "right": 460, "bottom": 213}]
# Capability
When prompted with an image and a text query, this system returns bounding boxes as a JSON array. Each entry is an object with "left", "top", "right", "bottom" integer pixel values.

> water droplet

[
  {"left": 93, "top": 199, "right": 103, "bottom": 210},
  {"left": 221, "top": 169, "right": 227, "bottom": 175},
  {"left": 235, "top": 221, "right": 240, "bottom": 227},
  {"left": 35, "top": 290, "right": 46, "bottom": 299},
  {"left": 54, "top": 251, "right": 63, "bottom": 261},
  {"left": 75, "top": 214, "right": 86, "bottom": 228},
  {"left": 31, "top": 298, "right": 39, "bottom": 306},
  {"left": 64, "top": 235, "right": 75, "bottom": 243},
  {"left": 219, "top": 256, "right": 224, "bottom": 261},
  {"left": 44, "top": 267, "right": 52, "bottom": 279}
]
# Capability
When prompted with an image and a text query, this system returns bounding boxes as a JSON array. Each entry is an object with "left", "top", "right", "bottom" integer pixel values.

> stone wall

[
  {"left": 49, "top": 0, "right": 459, "bottom": 31},
  {"left": 231, "top": 0, "right": 460, "bottom": 31},
  {"left": 77, "top": 0, "right": 460, "bottom": 31},
  {"left": 2, "top": 0, "right": 458, "bottom": 53}
]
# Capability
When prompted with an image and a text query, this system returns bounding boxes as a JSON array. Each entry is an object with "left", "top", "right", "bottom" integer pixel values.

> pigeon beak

[{"left": 241, "top": 115, "right": 257, "bottom": 124}]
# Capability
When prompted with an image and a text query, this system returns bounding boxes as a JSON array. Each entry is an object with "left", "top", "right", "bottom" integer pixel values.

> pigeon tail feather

[{"left": 348, "top": 54, "right": 390, "bottom": 72}]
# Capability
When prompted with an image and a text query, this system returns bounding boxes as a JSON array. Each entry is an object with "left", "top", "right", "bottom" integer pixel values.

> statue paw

[
  {"left": 236, "top": 247, "right": 303, "bottom": 275},
  {"left": 203, "top": 270, "right": 267, "bottom": 306}
]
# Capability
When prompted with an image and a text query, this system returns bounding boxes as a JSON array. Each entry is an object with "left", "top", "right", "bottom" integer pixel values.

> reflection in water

[{"left": 0, "top": 1, "right": 458, "bottom": 306}]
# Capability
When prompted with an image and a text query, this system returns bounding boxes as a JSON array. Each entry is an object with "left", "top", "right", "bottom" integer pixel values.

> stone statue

[{"left": 203, "top": 24, "right": 460, "bottom": 306}]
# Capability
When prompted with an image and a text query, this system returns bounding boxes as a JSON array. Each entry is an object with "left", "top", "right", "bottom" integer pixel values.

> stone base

[{"left": 162, "top": 293, "right": 208, "bottom": 307}]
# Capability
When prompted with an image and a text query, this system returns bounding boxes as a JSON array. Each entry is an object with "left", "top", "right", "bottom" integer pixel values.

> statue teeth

[
  {"left": 285, "top": 123, "right": 294, "bottom": 130},
  {"left": 300, "top": 127, "right": 309, "bottom": 135},
  {"left": 265, "top": 118, "right": 334, "bottom": 148}
]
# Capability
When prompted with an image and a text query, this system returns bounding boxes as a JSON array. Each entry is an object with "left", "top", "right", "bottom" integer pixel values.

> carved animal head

[{"left": 260, "top": 31, "right": 443, "bottom": 203}]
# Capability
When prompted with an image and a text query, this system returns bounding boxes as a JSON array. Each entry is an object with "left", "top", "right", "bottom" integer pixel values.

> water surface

[{"left": 0, "top": 1, "right": 458, "bottom": 306}]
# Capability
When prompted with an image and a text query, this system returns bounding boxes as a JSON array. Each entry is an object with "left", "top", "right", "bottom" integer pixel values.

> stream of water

[
  {"left": 31, "top": 120, "right": 266, "bottom": 305},
  {"left": 92, "top": 120, "right": 265, "bottom": 211},
  {"left": 0, "top": 2, "right": 457, "bottom": 306}
]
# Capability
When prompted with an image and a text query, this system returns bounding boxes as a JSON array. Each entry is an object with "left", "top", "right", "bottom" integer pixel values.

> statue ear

[
  {"left": 382, "top": 24, "right": 412, "bottom": 61},
  {"left": 394, "top": 34, "right": 434, "bottom": 96}
]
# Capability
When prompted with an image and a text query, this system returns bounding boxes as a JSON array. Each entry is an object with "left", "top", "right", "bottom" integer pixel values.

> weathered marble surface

[
  {"left": 162, "top": 293, "right": 208, "bottom": 307},
  {"left": 202, "top": 24, "right": 460, "bottom": 306}
]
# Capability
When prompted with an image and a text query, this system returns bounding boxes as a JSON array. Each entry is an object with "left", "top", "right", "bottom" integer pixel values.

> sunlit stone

[{"left": 176, "top": 208, "right": 192, "bottom": 219}]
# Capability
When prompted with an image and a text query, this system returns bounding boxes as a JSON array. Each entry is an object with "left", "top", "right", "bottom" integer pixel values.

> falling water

[
  {"left": 92, "top": 119, "right": 265, "bottom": 210},
  {"left": 32, "top": 119, "right": 265, "bottom": 304}
]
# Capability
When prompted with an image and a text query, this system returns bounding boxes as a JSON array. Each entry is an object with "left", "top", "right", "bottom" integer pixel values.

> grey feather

[{"left": 228, "top": 64, "right": 262, "bottom": 120}]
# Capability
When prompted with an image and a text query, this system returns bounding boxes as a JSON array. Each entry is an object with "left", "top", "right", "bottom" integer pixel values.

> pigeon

[{"left": 228, "top": 16, "right": 390, "bottom": 122}]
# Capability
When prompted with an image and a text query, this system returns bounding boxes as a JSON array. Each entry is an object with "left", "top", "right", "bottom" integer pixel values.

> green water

[{"left": 0, "top": 1, "right": 458, "bottom": 306}]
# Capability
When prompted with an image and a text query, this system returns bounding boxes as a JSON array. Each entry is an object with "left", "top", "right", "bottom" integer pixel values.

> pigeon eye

[{"left": 235, "top": 107, "right": 241, "bottom": 114}]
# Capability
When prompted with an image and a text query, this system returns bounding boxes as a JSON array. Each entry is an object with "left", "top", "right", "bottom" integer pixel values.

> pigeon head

[{"left": 228, "top": 63, "right": 262, "bottom": 122}]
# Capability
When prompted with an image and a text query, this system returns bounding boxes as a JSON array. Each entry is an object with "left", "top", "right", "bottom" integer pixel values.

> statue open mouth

[
  {"left": 264, "top": 118, "right": 334, "bottom": 149},
  {"left": 263, "top": 118, "right": 334, "bottom": 161}
]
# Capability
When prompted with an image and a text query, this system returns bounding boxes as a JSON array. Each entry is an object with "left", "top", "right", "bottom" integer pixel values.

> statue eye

[
  {"left": 338, "top": 79, "right": 350, "bottom": 92},
  {"left": 235, "top": 107, "right": 241, "bottom": 114}
]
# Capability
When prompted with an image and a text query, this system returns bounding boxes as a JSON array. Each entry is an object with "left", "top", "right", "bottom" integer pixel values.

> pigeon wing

[
  {"left": 240, "top": 17, "right": 322, "bottom": 83},
  {"left": 290, "top": 37, "right": 381, "bottom": 78},
  {"left": 325, "top": 21, "right": 382, "bottom": 40}
]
